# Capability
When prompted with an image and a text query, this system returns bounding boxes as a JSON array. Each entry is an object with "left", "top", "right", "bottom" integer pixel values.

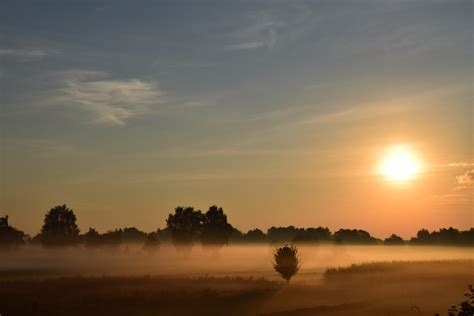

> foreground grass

[
  {"left": 264, "top": 260, "right": 474, "bottom": 315},
  {"left": 324, "top": 259, "right": 474, "bottom": 279},
  {"left": 1, "top": 260, "right": 473, "bottom": 316},
  {"left": 0, "top": 275, "right": 279, "bottom": 316}
]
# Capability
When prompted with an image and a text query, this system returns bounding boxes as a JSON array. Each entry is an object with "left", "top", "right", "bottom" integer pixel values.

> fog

[
  {"left": 1, "top": 245, "right": 473, "bottom": 315},
  {"left": 1, "top": 244, "right": 472, "bottom": 279}
]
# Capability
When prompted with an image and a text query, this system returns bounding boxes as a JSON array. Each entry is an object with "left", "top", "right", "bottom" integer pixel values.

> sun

[{"left": 379, "top": 146, "right": 420, "bottom": 182}]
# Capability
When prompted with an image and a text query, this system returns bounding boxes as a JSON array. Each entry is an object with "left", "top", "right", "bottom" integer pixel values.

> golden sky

[{"left": 0, "top": 1, "right": 472, "bottom": 238}]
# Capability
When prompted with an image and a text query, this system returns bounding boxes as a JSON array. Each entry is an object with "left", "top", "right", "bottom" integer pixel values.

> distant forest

[{"left": 1, "top": 204, "right": 473, "bottom": 250}]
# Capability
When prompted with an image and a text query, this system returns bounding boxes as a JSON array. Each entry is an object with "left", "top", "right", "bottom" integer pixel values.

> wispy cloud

[
  {"left": 295, "top": 99, "right": 420, "bottom": 128},
  {"left": 223, "top": 5, "right": 313, "bottom": 51},
  {"left": 456, "top": 169, "right": 474, "bottom": 186},
  {"left": 252, "top": 85, "right": 459, "bottom": 132},
  {"left": 225, "top": 41, "right": 265, "bottom": 51},
  {"left": 299, "top": 105, "right": 396, "bottom": 126},
  {"left": 428, "top": 169, "right": 473, "bottom": 206},
  {"left": 441, "top": 162, "right": 474, "bottom": 168},
  {"left": 437, "top": 162, "right": 474, "bottom": 189},
  {"left": 224, "top": 14, "right": 281, "bottom": 50},
  {"left": 0, "top": 48, "right": 60, "bottom": 60},
  {"left": 51, "top": 70, "right": 163, "bottom": 126},
  {"left": 180, "top": 100, "right": 214, "bottom": 108}
]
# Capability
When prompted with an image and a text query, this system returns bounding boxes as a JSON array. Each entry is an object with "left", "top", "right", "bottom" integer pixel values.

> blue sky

[{"left": 0, "top": 1, "right": 472, "bottom": 236}]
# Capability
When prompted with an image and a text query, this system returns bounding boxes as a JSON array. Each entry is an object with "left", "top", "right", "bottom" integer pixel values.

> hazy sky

[{"left": 0, "top": 1, "right": 472, "bottom": 237}]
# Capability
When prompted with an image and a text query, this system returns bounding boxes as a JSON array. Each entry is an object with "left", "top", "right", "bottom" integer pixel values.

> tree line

[{"left": 1, "top": 204, "right": 473, "bottom": 250}]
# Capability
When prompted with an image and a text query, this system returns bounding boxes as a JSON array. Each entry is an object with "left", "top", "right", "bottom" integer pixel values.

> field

[{"left": 0, "top": 245, "right": 472, "bottom": 315}]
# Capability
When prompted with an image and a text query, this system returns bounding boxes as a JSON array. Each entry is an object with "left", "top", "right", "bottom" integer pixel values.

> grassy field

[{"left": 0, "top": 259, "right": 472, "bottom": 316}]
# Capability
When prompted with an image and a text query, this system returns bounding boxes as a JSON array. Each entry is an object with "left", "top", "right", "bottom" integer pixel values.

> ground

[{"left": 0, "top": 259, "right": 472, "bottom": 316}]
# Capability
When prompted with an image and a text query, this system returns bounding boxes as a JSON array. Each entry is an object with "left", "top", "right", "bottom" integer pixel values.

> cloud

[
  {"left": 225, "top": 14, "right": 281, "bottom": 50},
  {"left": 180, "top": 100, "right": 214, "bottom": 108},
  {"left": 223, "top": 6, "right": 313, "bottom": 51},
  {"left": 225, "top": 41, "right": 265, "bottom": 51},
  {"left": 51, "top": 70, "right": 163, "bottom": 126},
  {"left": 298, "top": 102, "right": 416, "bottom": 126},
  {"left": 441, "top": 162, "right": 474, "bottom": 168},
  {"left": 456, "top": 169, "right": 474, "bottom": 186},
  {"left": 291, "top": 85, "right": 456, "bottom": 127},
  {"left": 429, "top": 169, "right": 473, "bottom": 206},
  {"left": 0, "top": 48, "right": 60, "bottom": 60}
]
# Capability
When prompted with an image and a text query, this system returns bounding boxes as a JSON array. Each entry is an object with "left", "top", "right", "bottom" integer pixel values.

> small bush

[
  {"left": 273, "top": 244, "right": 300, "bottom": 283},
  {"left": 436, "top": 284, "right": 474, "bottom": 316}
]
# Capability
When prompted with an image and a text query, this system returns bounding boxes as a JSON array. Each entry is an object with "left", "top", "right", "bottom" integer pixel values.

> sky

[{"left": 0, "top": 0, "right": 472, "bottom": 238}]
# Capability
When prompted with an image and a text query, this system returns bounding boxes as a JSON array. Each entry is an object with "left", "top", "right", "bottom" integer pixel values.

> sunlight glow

[{"left": 379, "top": 147, "right": 420, "bottom": 182}]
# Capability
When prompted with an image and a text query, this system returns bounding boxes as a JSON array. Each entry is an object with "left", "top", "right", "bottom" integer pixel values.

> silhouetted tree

[
  {"left": 82, "top": 228, "right": 102, "bottom": 248},
  {"left": 0, "top": 215, "right": 25, "bottom": 249},
  {"left": 460, "top": 228, "right": 474, "bottom": 246},
  {"left": 294, "top": 227, "right": 332, "bottom": 243},
  {"left": 267, "top": 226, "right": 332, "bottom": 243},
  {"left": 144, "top": 231, "right": 160, "bottom": 251},
  {"left": 273, "top": 244, "right": 300, "bottom": 284},
  {"left": 156, "top": 227, "right": 172, "bottom": 243},
  {"left": 30, "top": 233, "right": 42, "bottom": 245},
  {"left": 120, "top": 227, "right": 147, "bottom": 243},
  {"left": 243, "top": 228, "right": 268, "bottom": 243},
  {"left": 384, "top": 234, "right": 405, "bottom": 245},
  {"left": 410, "top": 227, "right": 473, "bottom": 246},
  {"left": 306, "top": 227, "right": 332, "bottom": 241},
  {"left": 40, "top": 205, "right": 80, "bottom": 247},
  {"left": 436, "top": 227, "right": 462, "bottom": 244},
  {"left": 411, "top": 228, "right": 431, "bottom": 244},
  {"left": 229, "top": 227, "right": 244, "bottom": 243},
  {"left": 166, "top": 206, "right": 204, "bottom": 252},
  {"left": 201, "top": 205, "right": 233, "bottom": 249},
  {"left": 83, "top": 227, "right": 147, "bottom": 247},
  {"left": 100, "top": 229, "right": 123, "bottom": 246},
  {"left": 333, "top": 229, "right": 378, "bottom": 244},
  {"left": 268, "top": 226, "right": 299, "bottom": 243}
]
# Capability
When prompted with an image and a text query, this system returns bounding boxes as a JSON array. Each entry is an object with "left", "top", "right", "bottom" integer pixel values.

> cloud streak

[
  {"left": 441, "top": 162, "right": 474, "bottom": 168},
  {"left": 51, "top": 70, "right": 163, "bottom": 126},
  {"left": 0, "top": 48, "right": 60, "bottom": 60},
  {"left": 224, "top": 14, "right": 281, "bottom": 50},
  {"left": 223, "top": 5, "right": 313, "bottom": 51},
  {"left": 456, "top": 169, "right": 474, "bottom": 186},
  {"left": 225, "top": 41, "right": 265, "bottom": 51}
]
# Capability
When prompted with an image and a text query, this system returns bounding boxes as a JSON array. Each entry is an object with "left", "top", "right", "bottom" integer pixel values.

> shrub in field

[{"left": 273, "top": 244, "right": 300, "bottom": 283}]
